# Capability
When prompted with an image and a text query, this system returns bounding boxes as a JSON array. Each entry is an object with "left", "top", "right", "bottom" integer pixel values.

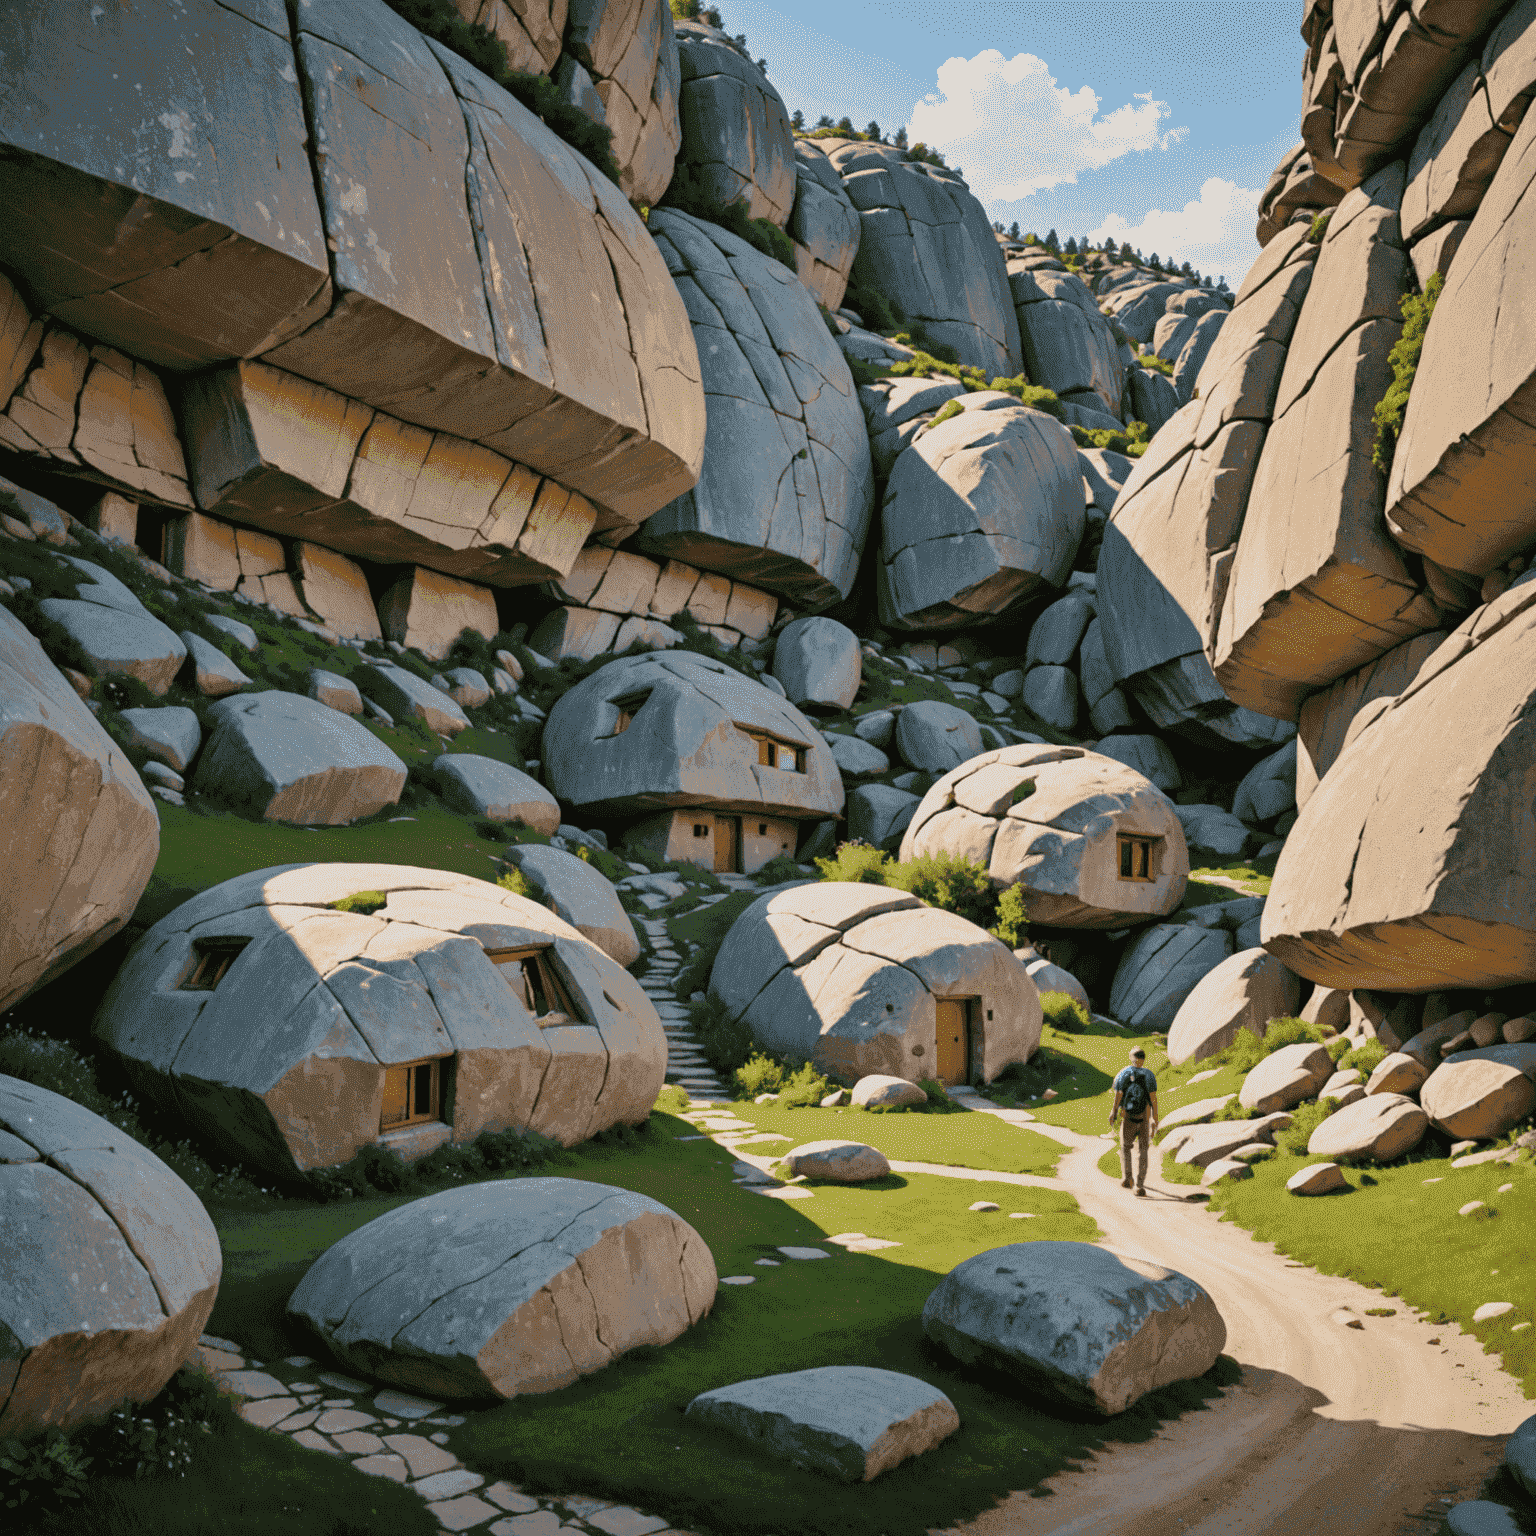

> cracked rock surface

[
  {"left": 788, "top": 140, "right": 861, "bottom": 312},
  {"left": 93, "top": 866, "right": 667, "bottom": 1177},
  {"left": 0, "top": 1073, "right": 221, "bottom": 1437},
  {"left": 707, "top": 882, "right": 1040, "bottom": 1085},
  {"left": 287, "top": 1177, "right": 716, "bottom": 1399},
  {"left": 0, "top": 605, "right": 158, "bottom": 1013},
  {"left": 639, "top": 210, "right": 874, "bottom": 607}
]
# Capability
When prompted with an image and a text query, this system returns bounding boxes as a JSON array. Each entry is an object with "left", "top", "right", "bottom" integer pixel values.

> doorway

[
  {"left": 713, "top": 815, "right": 741, "bottom": 873},
  {"left": 934, "top": 998, "right": 973, "bottom": 1086}
]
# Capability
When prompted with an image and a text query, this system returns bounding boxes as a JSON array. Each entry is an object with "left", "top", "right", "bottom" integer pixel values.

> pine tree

[
  {"left": 836, "top": 115, "right": 854, "bottom": 135},
  {"left": 816, "top": 114, "right": 833, "bottom": 128},
  {"left": 865, "top": 120, "right": 881, "bottom": 141},
  {"left": 1044, "top": 228, "right": 1060, "bottom": 253},
  {"left": 894, "top": 125, "right": 908, "bottom": 150},
  {"left": 1008, "top": 221, "right": 1020, "bottom": 240},
  {"left": 791, "top": 108, "right": 805, "bottom": 130},
  {"left": 1063, "top": 235, "right": 1078, "bottom": 255}
]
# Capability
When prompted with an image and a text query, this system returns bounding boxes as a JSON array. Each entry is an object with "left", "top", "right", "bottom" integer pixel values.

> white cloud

[
  {"left": 1089, "top": 177, "right": 1262, "bottom": 284},
  {"left": 907, "top": 51, "right": 1185, "bottom": 202}
]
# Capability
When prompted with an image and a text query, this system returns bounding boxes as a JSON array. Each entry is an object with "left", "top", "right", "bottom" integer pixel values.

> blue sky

[{"left": 722, "top": 0, "right": 1307, "bottom": 288}]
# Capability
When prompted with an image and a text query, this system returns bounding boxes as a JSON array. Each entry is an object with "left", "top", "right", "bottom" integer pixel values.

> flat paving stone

[
  {"left": 316, "top": 1408, "right": 376, "bottom": 1434},
  {"left": 720, "top": 1276, "right": 756, "bottom": 1286},
  {"left": 429, "top": 1493, "right": 502, "bottom": 1531},
  {"left": 332, "top": 1430, "right": 384, "bottom": 1454},
  {"left": 273, "top": 1408, "right": 319, "bottom": 1432},
  {"left": 415, "top": 1468, "right": 484, "bottom": 1500},
  {"left": 588, "top": 1508, "right": 672, "bottom": 1536},
  {"left": 374, "top": 1388, "right": 442, "bottom": 1418},
  {"left": 239, "top": 1396, "right": 299, "bottom": 1427},
  {"left": 291, "top": 1429, "right": 341, "bottom": 1455},
  {"left": 353, "top": 1453, "right": 409, "bottom": 1481},
  {"left": 489, "top": 1514, "right": 570, "bottom": 1536},
  {"left": 318, "top": 1371, "right": 371, "bottom": 1391},
  {"left": 779, "top": 1246, "right": 830, "bottom": 1260},
  {"left": 223, "top": 1370, "right": 289, "bottom": 1399},
  {"left": 485, "top": 1483, "right": 540, "bottom": 1513},
  {"left": 384, "top": 1433, "right": 458, "bottom": 1479}
]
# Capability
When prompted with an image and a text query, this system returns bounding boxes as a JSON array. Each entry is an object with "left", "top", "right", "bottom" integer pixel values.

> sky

[{"left": 718, "top": 0, "right": 1307, "bottom": 290}]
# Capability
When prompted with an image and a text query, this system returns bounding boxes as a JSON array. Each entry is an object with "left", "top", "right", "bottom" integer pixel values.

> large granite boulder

[
  {"left": 1239, "top": 1041, "right": 1334, "bottom": 1113},
  {"left": 378, "top": 568, "right": 498, "bottom": 663},
  {"left": 1420, "top": 1055, "right": 1536, "bottom": 1140},
  {"left": 566, "top": 0, "right": 682, "bottom": 207},
  {"left": 288, "top": 1178, "right": 715, "bottom": 1397},
  {"left": 789, "top": 140, "right": 861, "bottom": 311},
  {"left": 433, "top": 753, "right": 560, "bottom": 835},
  {"left": 686, "top": 1367, "right": 958, "bottom": 1482},
  {"left": 877, "top": 403, "right": 1083, "bottom": 631},
  {"left": 827, "top": 140, "right": 1022, "bottom": 377},
  {"left": 1171, "top": 310, "right": 1227, "bottom": 404},
  {"left": 37, "top": 558, "right": 186, "bottom": 696},
  {"left": 361, "top": 664, "right": 472, "bottom": 738},
  {"left": 94, "top": 865, "right": 666, "bottom": 1173},
  {"left": 1110, "top": 925, "right": 1234, "bottom": 1033},
  {"left": 543, "top": 651, "right": 843, "bottom": 821},
  {"left": 892, "top": 700, "right": 983, "bottom": 772},
  {"left": 636, "top": 210, "right": 874, "bottom": 607},
  {"left": 1008, "top": 261, "right": 1124, "bottom": 418},
  {"left": 0, "top": 1075, "right": 221, "bottom": 1436},
  {"left": 1305, "top": 1093, "right": 1429, "bottom": 1162},
  {"left": 900, "top": 745, "right": 1188, "bottom": 929},
  {"left": 1166, "top": 949, "right": 1302, "bottom": 1065},
  {"left": 0, "top": 606, "right": 158, "bottom": 1011},
  {"left": 1510, "top": 1410, "right": 1536, "bottom": 1499},
  {"left": 1263, "top": 578, "right": 1536, "bottom": 990},
  {"left": 193, "top": 692, "right": 407, "bottom": 825},
  {"left": 921, "top": 1241, "right": 1226, "bottom": 1416},
  {"left": 708, "top": 882, "right": 1041, "bottom": 1085},
  {"left": 669, "top": 20, "right": 795, "bottom": 226},
  {"left": 1388, "top": 94, "right": 1536, "bottom": 579},
  {"left": 501, "top": 842, "right": 641, "bottom": 968},
  {"left": 0, "top": 0, "right": 705, "bottom": 558},
  {"left": 846, "top": 783, "right": 921, "bottom": 849},
  {"left": 771, "top": 616, "right": 861, "bottom": 712}
]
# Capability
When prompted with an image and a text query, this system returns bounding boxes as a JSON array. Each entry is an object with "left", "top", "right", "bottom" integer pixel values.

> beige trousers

[{"left": 1119, "top": 1115, "right": 1150, "bottom": 1187}]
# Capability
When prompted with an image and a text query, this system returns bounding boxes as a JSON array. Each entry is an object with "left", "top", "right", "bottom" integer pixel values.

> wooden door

[
  {"left": 935, "top": 998, "right": 970, "bottom": 1086},
  {"left": 713, "top": 815, "right": 740, "bottom": 873}
]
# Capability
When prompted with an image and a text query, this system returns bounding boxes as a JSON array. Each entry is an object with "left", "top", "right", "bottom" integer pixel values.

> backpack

[{"left": 1121, "top": 1068, "right": 1151, "bottom": 1119}]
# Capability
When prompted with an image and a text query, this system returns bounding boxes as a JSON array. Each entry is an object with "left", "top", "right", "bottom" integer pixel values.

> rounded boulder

[
  {"left": 783, "top": 1140, "right": 891, "bottom": 1182},
  {"left": 851, "top": 1074, "right": 928, "bottom": 1110},
  {"left": 500, "top": 843, "right": 640, "bottom": 968},
  {"left": 1305, "top": 1093, "right": 1428, "bottom": 1162},
  {"left": 1287, "top": 1161, "right": 1347, "bottom": 1196},
  {"left": 433, "top": 753, "right": 560, "bottom": 834},
  {"left": 0, "top": 1074, "right": 222, "bottom": 1436},
  {"left": 1508, "top": 1410, "right": 1536, "bottom": 1499},
  {"left": 1420, "top": 1057, "right": 1536, "bottom": 1141},
  {"left": 1238, "top": 1041, "right": 1334, "bottom": 1114},
  {"left": 287, "top": 1178, "right": 716, "bottom": 1399},
  {"left": 1365, "top": 1051, "right": 1429, "bottom": 1096},
  {"left": 1166, "top": 949, "right": 1301, "bottom": 1066},
  {"left": 772, "top": 617, "right": 862, "bottom": 713},
  {"left": 921, "top": 1240, "right": 1226, "bottom": 1416}
]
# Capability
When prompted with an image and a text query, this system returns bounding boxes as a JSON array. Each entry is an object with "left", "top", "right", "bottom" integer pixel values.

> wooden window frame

[
  {"left": 485, "top": 946, "right": 583, "bottom": 1024},
  {"left": 608, "top": 690, "right": 651, "bottom": 737},
  {"left": 746, "top": 730, "right": 806, "bottom": 773},
  {"left": 1117, "top": 834, "right": 1160, "bottom": 883},
  {"left": 380, "top": 1055, "right": 448, "bottom": 1131},
  {"left": 178, "top": 938, "right": 249, "bottom": 992}
]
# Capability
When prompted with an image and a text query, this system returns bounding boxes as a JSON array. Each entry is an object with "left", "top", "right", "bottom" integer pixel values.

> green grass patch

[
  {"left": 1160, "top": 1148, "right": 1207, "bottom": 1185},
  {"left": 719, "top": 1097, "right": 1064, "bottom": 1176},
  {"left": 1204, "top": 1150, "right": 1536, "bottom": 1395},
  {"left": 1189, "top": 865, "right": 1273, "bottom": 896},
  {"left": 669, "top": 889, "right": 761, "bottom": 1000}
]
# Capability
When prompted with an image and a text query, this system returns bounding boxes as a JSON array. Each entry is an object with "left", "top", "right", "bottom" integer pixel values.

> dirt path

[{"left": 945, "top": 1119, "right": 1530, "bottom": 1536}]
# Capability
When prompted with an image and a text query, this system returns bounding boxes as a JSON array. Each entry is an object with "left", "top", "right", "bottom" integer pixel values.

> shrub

[
  {"left": 654, "top": 1084, "right": 691, "bottom": 1115},
  {"left": 990, "top": 883, "right": 1029, "bottom": 949},
  {"left": 842, "top": 280, "right": 904, "bottom": 336},
  {"left": 690, "top": 992, "right": 755, "bottom": 1075},
  {"left": 330, "top": 890, "right": 387, "bottom": 915},
  {"left": 1069, "top": 420, "right": 1151, "bottom": 457},
  {"left": 885, "top": 850, "right": 994, "bottom": 928},
  {"left": 1340, "top": 1038, "right": 1388, "bottom": 1077},
  {"left": 1138, "top": 352, "right": 1175, "bottom": 377},
  {"left": 753, "top": 853, "right": 803, "bottom": 886},
  {"left": 659, "top": 167, "right": 796, "bottom": 271},
  {"left": 496, "top": 866, "right": 540, "bottom": 903},
  {"left": 1038, "top": 990, "right": 1090, "bottom": 1033},
  {"left": 1276, "top": 1097, "right": 1340, "bottom": 1156},
  {"left": 1220, "top": 1016, "right": 1333, "bottom": 1076},
  {"left": 928, "top": 398, "right": 964, "bottom": 428},
  {"left": 1372, "top": 271, "right": 1442, "bottom": 472},
  {"left": 734, "top": 1051, "right": 785, "bottom": 1099},
  {"left": 779, "top": 1060, "right": 832, "bottom": 1107},
  {"left": 1211, "top": 1099, "right": 1260, "bottom": 1123},
  {"left": 814, "top": 842, "right": 891, "bottom": 884},
  {"left": 985, "top": 375, "right": 1067, "bottom": 421},
  {"left": 1307, "top": 211, "right": 1331, "bottom": 243},
  {"left": 1, "top": 1429, "right": 93, "bottom": 1512},
  {"left": 381, "top": 0, "right": 620, "bottom": 185}
]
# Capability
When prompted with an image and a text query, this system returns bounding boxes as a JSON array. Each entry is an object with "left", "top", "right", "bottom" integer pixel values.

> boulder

[
  {"left": 1090, "top": 735, "right": 1181, "bottom": 794},
  {"left": 289, "top": 1178, "right": 714, "bottom": 1398},
  {"left": 206, "top": 614, "right": 258, "bottom": 652},
  {"left": 1305, "top": 1093, "right": 1428, "bottom": 1162},
  {"left": 38, "top": 558, "right": 186, "bottom": 696},
  {"left": 378, "top": 569, "right": 498, "bottom": 664},
  {"left": 1022, "top": 666, "right": 1078, "bottom": 732},
  {"left": 293, "top": 543, "right": 382, "bottom": 641},
  {"left": 847, "top": 784, "right": 921, "bottom": 849},
  {"left": 441, "top": 667, "right": 491, "bottom": 709},
  {"left": 1009, "top": 262, "right": 1124, "bottom": 418},
  {"left": 1172, "top": 310, "right": 1226, "bottom": 403},
  {"left": 119, "top": 706, "right": 201, "bottom": 774},
  {"left": 851, "top": 1075, "right": 927, "bottom": 1110},
  {"left": 921, "top": 1241, "right": 1225, "bottom": 1416},
  {"left": 828, "top": 140, "right": 1021, "bottom": 377},
  {"left": 96, "top": 865, "right": 665, "bottom": 1171},
  {"left": 500, "top": 843, "right": 640, "bottom": 969},
  {"left": 1159, "top": 1095, "right": 1237, "bottom": 1132},
  {"left": 179, "top": 631, "right": 250, "bottom": 699},
  {"left": 1400, "top": 1012, "right": 1480, "bottom": 1070},
  {"left": 710, "top": 884, "right": 1041, "bottom": 1087},
  {"left": 773, "top": 617, "right": 861, "bottom": 712},
  {"left": 1365, "top": 1052, "right": 1429, "bottom": 1096},
  {"left": 670, "top": 21, "right": 795, "bottom": 226},
  {"left": 1171, "top": 1115, "right": 1292, "bottom": 1168},
  {"left": 1446, "top": 1503, "right": 1526, "bottom": 1536},
  {"left": 1238, "top": 1041, "right": 1334, "bottom": 1113},
  {"left": 878, "top": 404, "right": 1082, "bottom": 632},
  {"left": 1232, "top": 740, "right": 1297, "bottom": 825},
  {"left": 782, "top": 1141, "right": 891, "bottom": 1183},
  {"left": 1301, "top": 985, "right": 1352, "bottom": 1033},
  {"left": 192, "top": 691, "right": 407, "bottom": 825},
  {"left": 789, "top": 140, "right": 861, "bottom": 311},
  {"left": 1287, "top": 1161, "right": 1347, "bottom": 1195},
  {"left": 1166, "top": 949, "right": 1301, "bottom": 1065},
  {"left": 685, "top": 1366, "right": 958, "bottom": 1482},
  {"left": 893, "top": 700, "right": 984, "bottom": 772},
  {"left": 361, "top": 665, "right": 471, "bottom": 739},
  {"left": 308, "top": 669, "right": 363, "bottom": 715},
  {"left": 1176, "top": 804, "right": 1251, "bottom": 857},
  {"left": 1509, "top": 1410, "right": 1536, "bottom": 1499},
  {"left": 1201, "top": 1157, "right": 1253, "bottom": 1186},
  {"left": 1025, "top": 959, "right": 1090, "bottom": 1013},
  {"left": 900, "top": 744, "right": 1189, "bottom": 929},
  {"left": 0, "top": 1075, "right": 222, "bottom": 1437},
  {"left": 1320, "top": 1070, "right": 1366, "bottom": 1107},
  {"left": 1420, "top": 1057, "right": 1536, "bottom": 1141},
  {"left": 827, "top": 734, "right": 890, "bottom": 777},
  {"left": 638, "top": 210, "right": 874, "bottom": 607},
  {"left": 434, "top": 754, "right": 560, "bottom": 835},
  {"left": 0, "top": 607, "right": 158, "bottom": 1011},
  {"left": 1110, "top": 925, "right": 1234, "bottom": 1034}
]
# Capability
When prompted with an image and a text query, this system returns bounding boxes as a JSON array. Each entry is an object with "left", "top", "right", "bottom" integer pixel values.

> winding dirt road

[{"left": 944, "top": 1113, "right": 1530, "bottom": 1536}]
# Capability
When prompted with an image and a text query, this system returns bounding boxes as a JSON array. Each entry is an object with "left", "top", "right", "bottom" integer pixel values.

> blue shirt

[{"left": 1113, "top": 1065, "right": 1157, "bottom": 1097}]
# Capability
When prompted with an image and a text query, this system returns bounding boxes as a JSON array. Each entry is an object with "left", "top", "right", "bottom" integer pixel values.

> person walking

[{"left": 1109, "top": 1046, "right": 1159, "bottom": 1195}]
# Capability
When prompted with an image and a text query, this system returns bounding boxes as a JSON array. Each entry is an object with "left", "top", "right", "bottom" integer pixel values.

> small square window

[
  {"left": 1118, "top": 835, "right": 1159, "bottom": 882},
  {"left": 608, "top": 691, "right": 650, "bottom": 737},
  {"left": 178, "top": 939, "right": 249, "bottom": 991},
  {"left": 757, "top": 822, "right": 768, "bottom": 835},
  {"left": 487, "top": 947, "right": 582, "bottom": 1023},
  {"left": 380, "top": 1056, "right": 448, "bottom": 1131},
  {"left": 693, "top": 822, "right": 710, "bottom": 838}
]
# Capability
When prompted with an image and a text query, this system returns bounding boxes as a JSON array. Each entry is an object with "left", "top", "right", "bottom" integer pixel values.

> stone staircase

[{"left": 636, "top": 896, "right": 731, "bottom": 1101}]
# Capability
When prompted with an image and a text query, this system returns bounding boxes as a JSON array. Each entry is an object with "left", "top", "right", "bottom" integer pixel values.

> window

[
  {"left": 486, "top": 947, "right": 581, "bottom": 1023},
  {"left": 1118, "top": 835, "right": 1160, "bottom": 882},
  {"left": 746, "top": 731, "right": 805, "bottom": 772},
  {"left": 608, "top": 691, "right": 650, "bottom": 736},
  {"left": 178, "top": 938, "right": 249, "bottom": 991},
  {"left": 380, "top": 1056, "right": 447, "bottom": 1130},
  {"left": 693, "top": 823, "right": 710, "bottom": 838}
]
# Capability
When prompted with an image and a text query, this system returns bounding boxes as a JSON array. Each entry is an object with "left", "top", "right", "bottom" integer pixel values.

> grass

[
  {"left": 1205, "top": 1149, "right": 1536, "bottom": 1395},
  {"left": 1189, "top": 864, "right": 1273, "bottom": 897},
  {"left": 203, "top": 1102, "right": 1239, "bottom": 1536},
  {"left": 717, "top": 1097, "right": 1064, "bottom": 1176},
  {"left": 669, "top": 889, "right": 761, "bottom": 999}
]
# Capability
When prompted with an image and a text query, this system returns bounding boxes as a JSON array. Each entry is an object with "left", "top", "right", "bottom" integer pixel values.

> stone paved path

[{"left": 636, "top": 892, "right": 733, "bottom": 1100}]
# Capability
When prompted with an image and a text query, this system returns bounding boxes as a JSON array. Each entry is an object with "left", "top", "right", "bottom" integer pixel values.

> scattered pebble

[
  {"left": 720, "top": 1276, "right": 756, "bottom": 1286},
  {"left": 969, "top": 1200, "right": 1001, "bottom": 1212},
  {"left": 1472, "top": 1302, "right": 1514, "bottom": 1322}
]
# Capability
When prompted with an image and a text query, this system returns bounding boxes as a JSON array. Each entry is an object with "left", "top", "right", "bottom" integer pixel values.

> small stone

[
  {"left": 1460, "top": 1201, "right": 1491, "bottom": 1218},
  {"left": 238, "top": 1396, "right": 299, "bottom": 1427},
  {"left": 777, "top": 1246, "right": 830, "bottom": 1261},
  {"left": 587, "top": 1508, "right": 672, "bottom": 1536},
  {"left": 489, "top": 1514, "right": 565, "bottom": 1536},
  {"left": 720, "top": 1275, "right": 756, "bottom": 1285},
  {"left": 754, "top": 1258, "right": 781, "bottom": 1266},
  {"left": 414, "top": 1468, "right": 484, "bottom": 1501},
  {"left": 1286, "top": 1162, "right": 1346, "bottom": 1196},
  {"left": 353, "top": 1453, "right": 409, "bottom": 1481},
  {"left": 1472, "top": 1302, "right": 1515, "bottom": 1322},
  {"left": 969, "top": 1200, "right": 1001, "bottom": 1212},
  {"left": 331, "top": 1430, "right": 384, "bottom": 1454},
  {"left": 222, "top": 1370, "right": 289, "bottom": 1400},
  {"left": 484, "top": 1484, "right": 540, "bottom": 1514},
  {"left": 373, "top": 1388, "right": 442, "bottom": 1419},
  {"left": 291, "top": 1428, "right": 341, "bottom": 1454},
  {"left": 273, "top": 1408, "right": 319, "bottom": 1432}
]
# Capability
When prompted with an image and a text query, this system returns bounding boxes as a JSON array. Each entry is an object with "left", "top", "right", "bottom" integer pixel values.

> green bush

[
  {"left": 1276, "top": 1097, "right": 1341, "bottom": 1156},
  {"left": 1138, "top": 352, "right": 1175, "bottom": 377},
  {"left": 305, "top": 1123, "right": 556, "bottom": 1200},
  {"left": 659, "top": 167, "right": 796, "bottom": 271},
  {"left": 496, "top": 866, "right": 540, "bottom": 903},
  {"left": 1220, "top": 1016, "right": 1335, "bottom": 1076},
  {"left": 1211, "top": 1099, "right": 1260, "bottom": 1123},
  {"left": 985, "top": 375, "right": 1067, "bottom": 421},
  {"left": 1068, "top": 419, "right": 1151, "bottom": 457},
  {"left": 381, "top": 0, "right": 620, "bottom": 185},
  {"left": 842, "top": 280, "right": 905, "bottom": 336},
  {"left": 753, "top": 853, "right": 803, "bottom": 885},
  {"left": 329, "top": 890, "right": 387, "bottom": 915},
  {"left": 1307, "top": 211, "right": 1331, "bottom": 244},
  {"left": 814, "top": 843, "right": 893, "bottom": 884},
  {"left": 690, "top": 992, "right": 755, "bottom": 1075},
  {"left": 1372, "top": 271, "right": 1442, "bottom": 472},
  {"left": 733, "top": 1053, "right": 831, "bottom": 1106},
  {"left": 928, "top": 398, "right": 964, "bottom": 428},
  {"left": 1038, "top": 990, "right": 1090, "bottom": 1033},
  {"left": 991, "top": 883, "right": 1030, "bottom": 949},
  {"left": 1340, "top": 1038, "right": 1388, "bottom": 1077}
]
